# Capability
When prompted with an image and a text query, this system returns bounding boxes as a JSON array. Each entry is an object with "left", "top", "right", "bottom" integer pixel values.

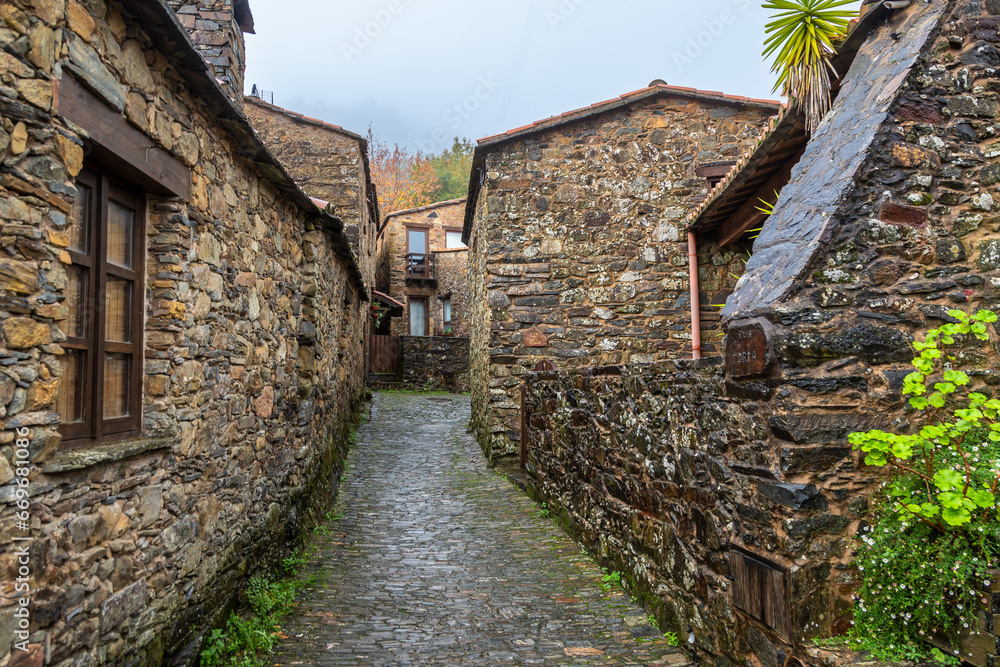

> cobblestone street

[{"left": 273, "top": 392, "right": 689, "bottom": 666}]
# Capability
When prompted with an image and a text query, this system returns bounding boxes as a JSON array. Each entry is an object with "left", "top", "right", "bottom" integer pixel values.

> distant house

[
  {"left": 378, "top": 198, "right": 469, "bottom": 337},
  {"left": 462, "top": 83, "right": 779, "bottom": 464},
  {"left": 243, "top": 97, "right": 380, "bottom": 291}
]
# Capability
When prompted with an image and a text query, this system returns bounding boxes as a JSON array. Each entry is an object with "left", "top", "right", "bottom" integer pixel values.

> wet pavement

[{"left": 273, "top": 391, "right": 689, "bottom": 666}]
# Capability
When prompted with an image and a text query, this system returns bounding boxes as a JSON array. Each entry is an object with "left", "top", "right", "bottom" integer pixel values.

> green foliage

[
  {"left": 850, "top": 507, "right": 996, "bottom": 660},
  {"left": 601, "top": 568, "right": 623, "bottom": 591},
  {"left": 849, "top": 309, "right": 1000, "bottom": 661},
  {"left": 200, "top": 562, "right": 309, "bottom": 667},
  {"left": 664, "top": 631, "right": 680, "bottom": 647},
  {"left": 762, "top": 0, "right": 856, "bottom": 132},
  {"left": 537, "top": 502, "right": 550, "bottom": 518},
  {"left": 427, "top": 138, "right": 474, "bottom": 201},
  {"left": 281, "top": 553, "right": 308, "bottom": 574},
  {"left": 849, "top": 309, "right": 1000, "bottom": 532}
]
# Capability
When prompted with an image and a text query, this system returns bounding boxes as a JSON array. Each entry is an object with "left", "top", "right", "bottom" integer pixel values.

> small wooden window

[
  {"left": 697, "top": 163, "right": 735, "bottom": 193},
  {"left": 57, "top": 165, "right": 145, "bottom": 446},
  {"left": 445, "top": 231, "right": 466, "bottom": 249},
  {"left": 730, "top": 547, "right": 791, "bottom": 640}
]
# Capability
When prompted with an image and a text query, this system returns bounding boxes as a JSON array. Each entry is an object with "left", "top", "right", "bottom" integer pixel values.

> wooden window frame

[
  {"left": 408, "top": 296, "right": 429, "bottom": 337},
  {"left": 444, "top": 228, "right": 467, "bottom": 249},
  {"left": 405, "top": 226, "right": 429, "bottom": 255},
  {"left": 442, "top": 297, "right": 452, "bottom": 334},
  {"left": 60, "top": 164, "right": 145, "bottom": 448}
]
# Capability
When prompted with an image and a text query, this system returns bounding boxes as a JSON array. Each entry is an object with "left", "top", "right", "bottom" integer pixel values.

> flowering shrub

[{"left": 849, "top": 309, "right": 1000, "bottom": 661}]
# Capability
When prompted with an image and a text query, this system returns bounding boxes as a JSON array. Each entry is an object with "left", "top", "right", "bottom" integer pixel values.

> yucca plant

[{"left": 762, "top": 0, "right": 857, "bottom": 133}]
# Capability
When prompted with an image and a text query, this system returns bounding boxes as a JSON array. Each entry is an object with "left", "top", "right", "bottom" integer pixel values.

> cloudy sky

[{"left": 243, "top": 0, "right": 862, "bottom": 153}]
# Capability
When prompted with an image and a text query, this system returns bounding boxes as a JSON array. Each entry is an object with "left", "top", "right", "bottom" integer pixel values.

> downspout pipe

[{"left": 688, "top": 230, "right": 702, "bottom": 360}]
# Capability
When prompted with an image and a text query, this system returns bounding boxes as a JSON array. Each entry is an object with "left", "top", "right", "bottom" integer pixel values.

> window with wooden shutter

[
  {"left": 730, "top": 546, "right": 791, "bottom": 640},
  {"left": 57, "top": 165, "right": 145, "bottom": 446}
]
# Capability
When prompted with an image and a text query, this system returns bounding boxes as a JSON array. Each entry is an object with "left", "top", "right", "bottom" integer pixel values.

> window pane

[
  {"left": 105, "top": 277, "right": 131, "bottom": 343},
  {"left": 446, "top": 231, "right": 466, "bottom": 249},
  {"left": 443, "top": 298, "right": 451, "bottom": 323},
  {"left": 60, "top": 265, "right": 87, "bottom": 338},
  {"left": 409, "top": 299, "right": 426, "bottom": 337},
  {"left": 408, "top": 230, "right": 427, "bottom": 255},
  {"left": 103, "top": 353, "right": 130, "bottom": 419},
  {"left": 56, "top": 351, "right": 84, "bottom": 424},
  {"left": 69, "top": 183, "right": 91, "bottom": 253},
  {"left": 107, "top": 199, "right": 134, "bottom": 269}
]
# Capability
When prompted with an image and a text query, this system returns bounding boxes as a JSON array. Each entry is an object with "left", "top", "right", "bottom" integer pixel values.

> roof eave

[{"left": 117, "top": 0, "right": 368, "bottom": 299}]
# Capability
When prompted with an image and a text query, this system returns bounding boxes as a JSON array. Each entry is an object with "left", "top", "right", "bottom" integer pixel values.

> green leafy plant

[
  {"left": 850, "top": 310, "right": 1000, "bottom": 531},
  {"left": 849, "top": 309, "right": 1000, "bottom": 661},
  {"left": 538, "top": 502, "right": 550, "bottom": 518},
  {"left": 762, "top": 0, "right": 856, "bottom": 133},
  {"left": 664, "top": 631, "right": 680, "bottom": 647},
  {"left": 601, "top": 568, "right": 623, "bottom": 591}
]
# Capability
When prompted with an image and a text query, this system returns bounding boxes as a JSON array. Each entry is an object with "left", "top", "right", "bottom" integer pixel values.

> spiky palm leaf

[{"left": 762, "top": 0, "right": 857, "bottom": 133}]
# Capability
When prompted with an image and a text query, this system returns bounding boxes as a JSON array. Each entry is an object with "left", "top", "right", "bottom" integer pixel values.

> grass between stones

[{"left": 198, "top": 551, "right": 320, "bottom": 667}]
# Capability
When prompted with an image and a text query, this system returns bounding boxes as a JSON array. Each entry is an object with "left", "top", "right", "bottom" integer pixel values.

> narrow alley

[{"left": 271, "top": 392, "right": 688, "bottom": 666}]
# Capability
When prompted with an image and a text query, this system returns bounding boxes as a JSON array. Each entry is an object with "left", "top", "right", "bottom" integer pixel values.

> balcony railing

[{"left": 405, "top": 253, "right": 436, "bottom": 280}]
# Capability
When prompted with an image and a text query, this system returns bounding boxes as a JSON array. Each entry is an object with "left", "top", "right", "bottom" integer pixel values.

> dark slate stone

[
  {"left": 897, "top": 279, "right": 958, "bottom": 294},
  {"left": 769, "top": 412, "right": 890, "bottom": 444},
  {"left": 786, "top": 514, "right": 852, "bottom": 539},
  {"left": 936, "top": 237, "right": 968, "bottom": 263},
  {"left": 785, "top": 376, "right": 867, "bottom": 393},
  {"left": 722, "top": 0, "right": 949, "bottom": 321},
  {"left": 960, "top": 43, "right": 1000, "bottom": 68},
  {"left": 758, "top": 482, "right": 829, "bottom": 511},
  {"left": 780, "top": 446, "right": 852, "bottom": 474},
  {"left": 781, "top": 323, "right": 912, "bottom": 366}
]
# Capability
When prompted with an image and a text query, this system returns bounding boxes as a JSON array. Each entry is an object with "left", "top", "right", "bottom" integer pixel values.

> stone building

[
  {"left": 0, "top": 0, "right": 371, "bottom": 664},
  {"left": 168, "top": 0, "right": 253, "bottom": 108},
  {"left": 519, "top": 2, "right": 987, "bottom": 666},
  {"left": 378, "top": 198, "right": 469, "bottom": 337},
  {"left": 462, "top": 85, "right": 779, "bottom": 464},
  {"left": 243, "top": 96, "right": 379, "bottom": 290}
]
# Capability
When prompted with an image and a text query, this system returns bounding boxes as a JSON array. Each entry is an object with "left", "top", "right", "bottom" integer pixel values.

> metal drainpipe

[{"left": 688, "top": 230, "right": 702, "bottom": 360}]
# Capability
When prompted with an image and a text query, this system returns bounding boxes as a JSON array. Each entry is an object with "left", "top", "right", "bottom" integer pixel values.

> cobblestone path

[{"left": 273, "top": 392, "right": 689, "bottom": 666}]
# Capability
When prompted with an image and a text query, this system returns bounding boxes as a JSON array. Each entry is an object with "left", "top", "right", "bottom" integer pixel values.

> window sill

[{"left": 42, "top": 437, "right": 177, "bottom": 473}]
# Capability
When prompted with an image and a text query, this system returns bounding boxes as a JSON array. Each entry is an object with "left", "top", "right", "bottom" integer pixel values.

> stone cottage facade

[
  {"left": 0, "top": 0, "right": 371, "bottom": 664},
  {"left": 517, "top": 2, "right": 986, "bottom": 666},
  {"left": 462, "top": 86, "right": 779, "bottom": 465},
  {"left": 378, "top": 198, "right": 469, "bottom": 337},
  {"left": 243, "top": 96, "right": 379, "bottom": 291}
]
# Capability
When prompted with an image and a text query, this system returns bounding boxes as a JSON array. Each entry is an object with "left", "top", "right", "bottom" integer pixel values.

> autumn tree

[
  {"left": 366, "top": 127, "right": 439, "bottom": 217},
  {"left": 427, "top": 138, "right": 474, "bottom": 201}
]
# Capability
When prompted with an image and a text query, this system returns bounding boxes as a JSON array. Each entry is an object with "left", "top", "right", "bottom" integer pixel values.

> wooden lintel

[
  {"left": 58, "top": 73, "right": 190, "bottom": 198},
  {"left": 716, "top": 149, "right": 804, "bottom": 248}
]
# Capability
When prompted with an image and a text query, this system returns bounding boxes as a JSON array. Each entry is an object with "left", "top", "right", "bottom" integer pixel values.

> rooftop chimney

[{"left": 169, "top": 0, "right": 255, "bottom": 109}]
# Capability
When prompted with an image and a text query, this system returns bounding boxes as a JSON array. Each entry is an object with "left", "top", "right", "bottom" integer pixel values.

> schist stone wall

[
  {"left": 399, "top": 336, "right": 470, "bottom": 391},
  {"left": 520, "top": 2, "right": 973, "bottom": 666},
  {"left": 465, "top": 93, "right": 778, "bottom": 466},
  {"left": 379, "top": 199, "right": 469, "bottom": 337},
  {"left": 167, "top": 0, "right": 252, "bottom": 108},
  {"left": 243, "top": 97, "right": 379, "bottom": 290},
  {"left": 0, "top": 0, "right": 370, "bottom": 664}
]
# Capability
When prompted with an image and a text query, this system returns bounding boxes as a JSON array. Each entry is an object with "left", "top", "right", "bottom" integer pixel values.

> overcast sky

[{"left": 243, "top": 0, "right": 862, "bottom": 153}]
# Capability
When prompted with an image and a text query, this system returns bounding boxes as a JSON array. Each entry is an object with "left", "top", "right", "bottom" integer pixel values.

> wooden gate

[{"left": 369, "top": 334, "right": 400, "bottom": 375}]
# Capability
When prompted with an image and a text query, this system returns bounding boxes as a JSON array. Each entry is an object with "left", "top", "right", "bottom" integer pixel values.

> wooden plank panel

[{"left": 58, "top": 74, "right": 190, "bottom": 197}]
